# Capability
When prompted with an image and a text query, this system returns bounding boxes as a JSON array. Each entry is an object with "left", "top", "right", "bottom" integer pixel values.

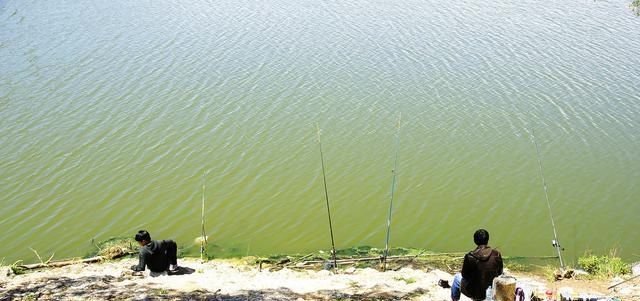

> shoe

[
  {"left": 438, "top": 279, "right": 451, "bottom": 288},
  {"left": 169, "top": 265, "right": 179, "bottom": 273}
]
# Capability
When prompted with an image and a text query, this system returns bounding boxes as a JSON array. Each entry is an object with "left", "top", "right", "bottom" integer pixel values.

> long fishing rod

[
  {"left": 383, "top": 113, "right": 402, "bottom": 272},
  {"left": 200, "top": 171, "right": 208, "bottom": 262},
  {"left": 530, "top": 128, "right": 565, "bottom": 270},
  {"left": 316, "top": 124, "right": 337, "bottom": 269}
]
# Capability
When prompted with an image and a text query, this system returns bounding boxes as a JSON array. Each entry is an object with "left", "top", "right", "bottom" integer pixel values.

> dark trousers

[{"left": 166, "top": 240, "right": 177, "bottom": 266}]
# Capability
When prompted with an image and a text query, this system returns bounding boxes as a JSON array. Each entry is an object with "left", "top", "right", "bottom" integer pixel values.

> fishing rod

[
  {"left": 530, "top": 128, "right": 565, "bottom": 270},
  {"left": 608, "top": 274, "right": 640, "bottom": 290},
  {"left": 200, "top": 171, "right": 208, "bottom": 262},
  {"left": 316, "top": 124, "right": 338, "bottom": 269},
  {"left": 383, "top": 113, "right": 402, "bottom": 272}
]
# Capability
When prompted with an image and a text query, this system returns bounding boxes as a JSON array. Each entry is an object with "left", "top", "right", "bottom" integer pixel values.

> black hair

[
  {"left": 135, "top": 230, "right": 151, "bottom": 242},
  {"left": 473, "top": 229, "right": 489, "bottom": 245}
]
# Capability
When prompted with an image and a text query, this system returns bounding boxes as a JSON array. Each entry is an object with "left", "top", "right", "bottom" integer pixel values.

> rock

[
  {"left": 120, "top": 270, "right": 144, "bottom": 278},
  {"left": 316, "top": 270, "right": 332, "bottom": 277},
  {"left": 632, "top": 262, "right": 640, "bottom": 276},
  {"left": 572, "top": 269, "right": 589, "bottom": 275},
  {"left": 553, "top": 269, "right": 564, "bottom": 280},
  {"left": 343, "top": 267, "right": 356, "bottom": 274},
  {"left": 571, "top": 269, "right": 590, "bottom": 279},
  {"left": 4, "top": 266, "right": 14, "bottom": 276},
  {"left": 563, "top": 269, "right": 575, "bottom": 279}
]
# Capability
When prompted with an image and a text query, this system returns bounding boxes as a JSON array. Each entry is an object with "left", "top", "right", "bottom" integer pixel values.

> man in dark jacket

[
  {"left": 451, "top": 229, "right": 503, "bottom": 301},
  {"left": 130, "top": 230, "right": 179, "bottom": 276}
]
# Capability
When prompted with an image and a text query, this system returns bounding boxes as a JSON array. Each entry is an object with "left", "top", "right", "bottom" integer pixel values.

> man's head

[
  {"left": 473, "top": 229, "right": 489, "bottom": 246},
  {"left": 135, "top": 230, "right": 151, "bottom": 246}
]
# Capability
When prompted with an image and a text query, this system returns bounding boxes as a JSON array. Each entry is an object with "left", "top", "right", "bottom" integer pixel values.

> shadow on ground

[{"left": 0, "top": 274, "right": 429, "bottom": 300}]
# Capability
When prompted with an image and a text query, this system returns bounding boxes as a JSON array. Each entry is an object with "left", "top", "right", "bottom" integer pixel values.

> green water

[{"left": 1, "top": 0, "right": 639, "bottom": 264}]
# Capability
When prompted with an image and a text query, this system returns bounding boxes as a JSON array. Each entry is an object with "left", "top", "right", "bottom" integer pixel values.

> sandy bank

[{"left": 1, "top": 258, "right": 638, "bottom": 300}]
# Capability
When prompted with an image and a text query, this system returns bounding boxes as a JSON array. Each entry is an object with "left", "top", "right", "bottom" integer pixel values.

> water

[{"left": 1, "top": 0, "right": 639, "bottom": 264}]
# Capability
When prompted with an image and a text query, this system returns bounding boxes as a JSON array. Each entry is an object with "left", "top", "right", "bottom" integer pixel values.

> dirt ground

[{"left": 1, "top": 258, "right": 638, "bottom": 300}]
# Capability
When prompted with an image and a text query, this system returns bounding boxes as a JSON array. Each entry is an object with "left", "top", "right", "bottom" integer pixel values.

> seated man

[
  {"left": 130, "top": 230, "right": 179, "bottom": 276},
  {"left": 451, "top": 229, "right": 503, "bottom": 301}
]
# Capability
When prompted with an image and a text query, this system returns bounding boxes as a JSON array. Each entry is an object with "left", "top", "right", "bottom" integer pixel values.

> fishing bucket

[{"left": 492, "top": 275, "right": 517, "bottom": 301}]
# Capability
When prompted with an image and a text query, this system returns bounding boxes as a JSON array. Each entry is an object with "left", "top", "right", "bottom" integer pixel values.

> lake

[{"left": 1, "top": 0, "right": 639, "bottom": 264}]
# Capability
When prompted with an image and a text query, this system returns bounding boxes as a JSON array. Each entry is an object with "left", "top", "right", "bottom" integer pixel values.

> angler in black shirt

[
  {"left": 446, "top": 229, "right": 503, "bottom": 301},
  {"left": 130, "top": 230, "right": 179, "bottom": 275}
]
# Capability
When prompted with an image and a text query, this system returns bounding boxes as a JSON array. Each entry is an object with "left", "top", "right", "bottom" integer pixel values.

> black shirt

[
  {"left": 131, "top": 240, "right": 175, "bottom": 273},
  {"left": 461, "top": 245, "right": 503, "bottom": 300}
]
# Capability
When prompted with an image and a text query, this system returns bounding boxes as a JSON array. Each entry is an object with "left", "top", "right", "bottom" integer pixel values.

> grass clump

[
  {"left": 578, "top": 251, "right": 630, "bottom": 278},
  {"left": 10, "top": 260, "right": 27, "bottom": 275},
  {"left": 89, "top": 237, "right": 137, "bottom": 259},
  {"left": 504, "top": 262, "right": 529, "bottom": 273}
]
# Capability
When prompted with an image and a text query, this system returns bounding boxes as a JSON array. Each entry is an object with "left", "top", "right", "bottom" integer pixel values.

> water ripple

[{"left": 1, "top": 0, "right": 639, "bottom": 263}]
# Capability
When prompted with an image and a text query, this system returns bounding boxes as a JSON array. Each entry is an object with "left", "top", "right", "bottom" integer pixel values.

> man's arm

[
  {"left": 461, "top": 253, "right": 473, "bottom": 279},
  {"left": 130, "top": 250, "right": 146, "bottom": 271},
  {"left": 496, "top": 251, "right": 503, "bottom": 275}
]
